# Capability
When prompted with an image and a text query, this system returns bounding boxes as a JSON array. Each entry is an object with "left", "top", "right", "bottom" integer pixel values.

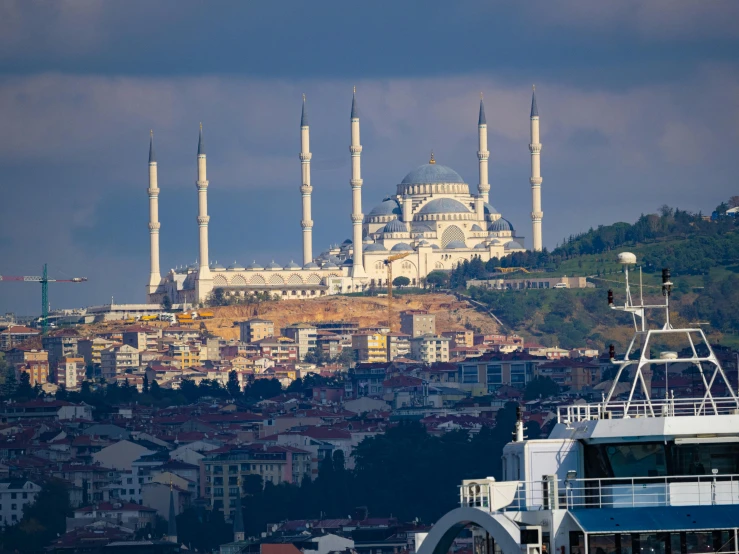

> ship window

[
  {"left": 588, "top": 534, "right": 617, "bottom": 554},
  {"left": 685, "top": 532, "right": 714, "bottom": 553},
  {"left": 672, "top": 443, "right": 739, "bottom": 475},
  {"left": 584, "top": 443, "right": 667, "bottom": 478},
  {"left": 636, "top": 534, "right": 668, "bottom": 554}
]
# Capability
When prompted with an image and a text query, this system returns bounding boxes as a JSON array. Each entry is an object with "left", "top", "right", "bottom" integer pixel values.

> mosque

[{"left": 145, "top": 88, "right": 544, "bottom": 305}]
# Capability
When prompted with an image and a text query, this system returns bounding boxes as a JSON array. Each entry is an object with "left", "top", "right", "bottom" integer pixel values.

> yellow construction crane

[
  {"left": 494, "top": 267, "right": 530, "bottom": 274},
  {"left": 384, "top": 252, "right": 411, "bottom": 333}
]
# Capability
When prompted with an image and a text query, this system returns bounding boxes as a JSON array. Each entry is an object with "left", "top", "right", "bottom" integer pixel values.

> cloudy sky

[{"left": 1, "top": 1, "right": 738, "bottom": 315}]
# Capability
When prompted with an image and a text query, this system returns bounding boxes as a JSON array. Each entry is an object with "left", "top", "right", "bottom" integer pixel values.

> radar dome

[{"left": 618, "top": 252, "right": 637, "bottom": 265}]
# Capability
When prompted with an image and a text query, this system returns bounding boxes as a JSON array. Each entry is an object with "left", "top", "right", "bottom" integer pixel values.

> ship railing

[
  {"left": 557, "top": 397, "right": 739, "bottom": 423},
  {"left": 460, "top": 474, "right": 739, "bottom": 512}
]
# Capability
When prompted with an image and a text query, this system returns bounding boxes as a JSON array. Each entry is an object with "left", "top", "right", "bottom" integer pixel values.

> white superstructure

[{"left": 419, "top": 255, "right": 739, "bottom": 554}]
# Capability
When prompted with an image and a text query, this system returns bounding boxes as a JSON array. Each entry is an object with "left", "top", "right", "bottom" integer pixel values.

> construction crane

[
  {"left": 0, "top": 264, "right": 88, "bottom": 334},
  {"left": 383, "top": 252, "right": 411, "bottom": 333},
  {"left": 493, "top": 267, "right": 530, "bottom": 274}
]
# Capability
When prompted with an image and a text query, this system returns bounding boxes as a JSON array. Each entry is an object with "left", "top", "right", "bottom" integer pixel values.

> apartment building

[
  {"left": 352, "top": 333, "right": 387, "bottom": 363},
  {"left": 410, "top": 335, "right": 450, "bottom": 364},
  {"left": 253, "top": 337, "right": 298, "bottom": 364},
  {"left": 239, "top": 319, "right": 275, "bottom": 344},
  {"left": 385, "top": 333, "right": 411, "bottom": 361},
  {"left": 56, "top": 356, "right": 86, "bottom": 389},
  {"left": 399, "top": 311, "right": 436, "bottom": 338},
  {"left": 101, "top": 344, "right": 140, "bottom": 383},
  {"left": 78, "top": 337, "right": 115, "bottom": 366},
  {"left": 0, "top": 326, "right": 40, "bottom": 350},
  {"left": 122, "top": 326, "right": 162, "bottom": 351},
  {"left": 0, "top": 479, "right": 42, "bottom": 527},
  {"left": 441, "top": 330, "right": 474, "bottom": 348},
  {"left": 201, "top": 446, "right": 311, "bottom": 517},
  {"left": 281, "top": 323, "right": 317, "bottom": 361},
  {"left": 42, "top": 331, "right": 79, "bottom": 368},
  {"left": 15, "top": 361, "right": 50, "bottom": 386},
  {"left": 456, "top": 352, "right": 544, "bottom": 393}
]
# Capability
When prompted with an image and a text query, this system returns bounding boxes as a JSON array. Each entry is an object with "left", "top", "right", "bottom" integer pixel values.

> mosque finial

[
  {"left": 149, "top": 129, "right": 156, "bottom": 163},
  {"left": 429, "top": 151, "right": 436, "bottom": 164},
  {"left": 301, "top": 94, "right": 308, "bottom": 127},
  {"left": 478, "top": 94, "right": 487, "bottom": 126},
  {"left": 351, "top": 87, "right": 358, "bottom": 119},
  {"left": 530, "top": 85, "right": 539, "bottom": 118},
  {"left": 198, "top": 122, "right": 205, "bottom": 156}
]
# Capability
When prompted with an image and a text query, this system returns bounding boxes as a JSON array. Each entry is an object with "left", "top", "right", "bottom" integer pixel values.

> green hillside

[{"left": 457, "top": 204, "right": 739, "bottom": 350}]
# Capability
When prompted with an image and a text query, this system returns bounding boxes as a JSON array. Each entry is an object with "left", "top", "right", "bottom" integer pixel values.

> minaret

[
  {"left": 349, "top": 87, "right": 366, "bottom": 278},
  {"left": 166, "top": 482, "right": 178, "bottom": 543},
  {"left": 233, "top": 478, "right": 245, "bottom": 542},
  {"left": 477, "top": 94, "right": 490, "bottom": 206},
  {"left": 147, "top": 130, "right": 161, "bottom": 295},
  {"left": 196, "top": 123, "right": 212, "bottom": 295},
  {"left": 300, "top": 95, "right": 314, "bottom": 266},
  {"left": 529, "top": 86, "right": 543, "bottom": 252}
]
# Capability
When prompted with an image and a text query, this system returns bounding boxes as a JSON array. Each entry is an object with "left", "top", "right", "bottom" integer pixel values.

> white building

[
  {"left": 0, "top": 479, "right": 41, "bottom": 526},
  {"left": 147, "top": 89, "right": 543, "bottom": 305},
  {"left": 101, "top": 344, "right": 140, "bottom": 383},
  {"left": 410, "top": 335, "right": 451, "bottom": 364},
  {"left": 281, "top": 323, "right": 317, "bottom": 361}
]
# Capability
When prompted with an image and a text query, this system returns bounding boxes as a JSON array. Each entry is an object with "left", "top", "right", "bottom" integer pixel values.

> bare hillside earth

[{"left": 203, "top": 294, "right": 500, "bottom": 340}]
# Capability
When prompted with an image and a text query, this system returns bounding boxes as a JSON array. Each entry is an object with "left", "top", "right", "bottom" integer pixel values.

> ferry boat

[{"left": 417, "top": 253, "right": 739, "bottom": 554}]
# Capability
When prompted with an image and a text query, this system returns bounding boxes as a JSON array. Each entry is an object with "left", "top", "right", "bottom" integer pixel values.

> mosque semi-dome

[
  {"left": 401, "top": 163, "right": 465, "bottom": 185},
  {"left": 445, "top": 240, "right": 467, "bottom": 249},
  {"left": 489, "top": 218, "right": 514, "bottom": 232},
  {"left": 471, "top": 224, "right": 484, "bottom": 232},
  {"left": 364, "top": 243, "right": 387, "bottom": 252},
  {"left": 505, "top": 240, "right": 524, "bottom": 250},
  {"left": 369, "top": 198, "right": 402, "bottom": 216},
  {"left": 417, "top": 198, "right": 471, "bottom": 215},
  {"left": 484, "top": 202, "right": 499, "bottom": 215},
  {"left": 391, "top": 242, "right": 413, "bottom": 252},
  {"left": 382, "top": 219, "right": 408, "bottom": 233}
]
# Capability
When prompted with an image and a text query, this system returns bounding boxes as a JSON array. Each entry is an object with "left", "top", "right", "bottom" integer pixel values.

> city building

[
  {"left": 352, "top": 333, "right": 387, "bottom": 363},
  {"left": 146, "top": 91, "right": 541, "bottom": 304},
  {"left": 16, "top": 360, "right": 50, "bottom": 386},
  {"left": 201, "top": 446, "right": 311, "bottom": 517},
  {"left": 78, "top": 337, "right": 115, "bottom": 366},
  {"left": 281, "top": 323, "right": 317, "bottom": 361},
  {"left": 466, "top": 275, "right": 590, "bottom": 290},
  {"left": 385, "top": 333, "right": 411, "bottom": 361},
  {"left": 0, "top": 479, "right": 42, "bottom": 527},
  {"left": 537, "top": 358, "right": 600, "bottom": 391},
  {"left": 122, "top": 326, "right": 162, "bottom": 351},
  {"left": 4, "top": 348, "right": 48, "bottom": 368},
  {"left": 400, "top": 311, "right": 436, "bottom": 338},
  {"left": 441, "top": 330, "right": 474, "bottom": 348},
  {"left": 410, "top": 335, "right": 451, "bottom": 364},
  {"left": 101, "top": 345, "right": 140, "bottom": 383},
  {"left": 42, "top": 330, "right": 80, "bottom": 369},
  {"left": 239, "top": 319, "right": 275, "bottom": 344},
  {"left": 253, "top": 337, "right": 298, "bottom": 364},
  {"left": 0, "top": 326, "right": 40, "bottom": 350},
  {"left": 315, "top": 331, "right": 343, "bottom": 360},
  {"left": 56, "top": 356, "right": 86, "bottom": 389},
  {"left": 456, "top": 352, "right": 544, "bottom": 394}
]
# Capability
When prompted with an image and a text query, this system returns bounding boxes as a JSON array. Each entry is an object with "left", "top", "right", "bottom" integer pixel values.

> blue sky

[{"left": 0, "top": 1, "right": 738, "bottom": 315}]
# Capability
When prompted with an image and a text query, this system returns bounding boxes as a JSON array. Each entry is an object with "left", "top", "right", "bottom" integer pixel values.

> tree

[
  {"left": 161, "top": 295, "right": 172, "bottom": 311},
  {"left": 426, "top": 271, "right": 449, "bottom": 289},
  {"left": 227, "top": 370, "right": 242, "bottom": 398},
  {"left": 142, "top": 373, "right": 149, "bottom": 394},
  {"left": 15, "top": 371, "right": 34, "bottom": 401},
  {"left": 244, "top": 378, "right": 282, "bottom": 400},
  {"left": 392, "top": 276, "right": 411, "bottom": 288},
  {"left": 729, "top": 195, "right": 739, "bottom": 209},
  {"left": 524, "top": 376, "right": 560, "bottom": 401},
  {"left": 150, "top": 379, "right": 161, "bottom": 399}
]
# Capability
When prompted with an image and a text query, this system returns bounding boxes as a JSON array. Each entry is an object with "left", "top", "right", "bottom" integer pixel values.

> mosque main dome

[{"left": 401, "top": 163, "right": 465, "bottom": 185}]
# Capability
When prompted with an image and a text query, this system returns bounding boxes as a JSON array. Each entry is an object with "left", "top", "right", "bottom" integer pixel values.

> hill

[
  {"left": 460, "top": 204, "right": 739, "bottom": 350},
  {"left": 202, "top": 293, "right": 501, "bottom": 341}
]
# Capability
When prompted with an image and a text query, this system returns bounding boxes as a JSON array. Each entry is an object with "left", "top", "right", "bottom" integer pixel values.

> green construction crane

[{"left": 0, "top": 264, "right": 88, "bottom": 334}]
